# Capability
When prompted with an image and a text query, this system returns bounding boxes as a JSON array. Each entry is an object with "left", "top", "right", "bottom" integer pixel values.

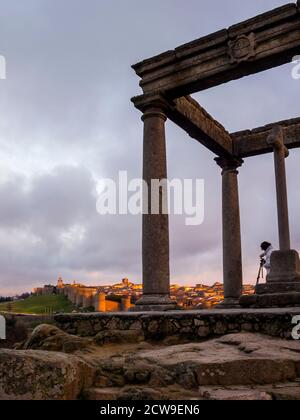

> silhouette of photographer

[{"left": 260, "top": 242, "right": 274, "bottom": 275}]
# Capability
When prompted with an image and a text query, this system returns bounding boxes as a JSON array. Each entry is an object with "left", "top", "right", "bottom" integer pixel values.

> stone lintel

[
  {"left": 132, "top": 94, "right": 234, "bottom": 157},
  {"left": 232, "top": 117, "right": 300, "bottom": 158},
  {"left": 132, "top": 4, "right": 300, "bottom": 97},
  {"left": 133, "top": 96, "right": 300, "bottom": 159},
  {"left": 168, "top": 96, "right": 233, "bottom": 156}
]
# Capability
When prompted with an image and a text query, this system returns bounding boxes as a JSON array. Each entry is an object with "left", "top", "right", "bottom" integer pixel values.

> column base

[
  {"left": 131, "top": 295, "right": 178, "bottom": 312},
  {"left": 240, "top": 250, "right": 300, "bottom": 308},
  {"left": 215, "top": 298, "right": 241, "bottom": 309},
  {"left": 240, "top": 292, "right": 300, "bottom": 308},
  {"left": 266, "top": 250, "right": 300, "bottom": 283},
  {"left": 256, "top": 282, "right": 300, "bottom": 295}
]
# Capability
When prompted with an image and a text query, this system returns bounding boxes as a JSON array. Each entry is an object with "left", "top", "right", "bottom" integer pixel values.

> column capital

[
  {"left": 131, "top": 93, "right": 169, "bottom": 116},
  {"left": 141, "top": 109, "right": 167, "bottom": 122},
  {"left": 215, "top": 156, "right": 244, "bottom": 174},
  {"left": 267, "top": 125, "right": 289, "bottom": 158}
]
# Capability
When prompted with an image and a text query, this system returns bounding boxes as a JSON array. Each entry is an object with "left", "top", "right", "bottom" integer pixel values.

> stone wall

[
  {"left": 59, "top": 285, "right": 133, "bottom": 312},
  {"left": 54, "top": 308, "right": 300, "bottom": 341}
]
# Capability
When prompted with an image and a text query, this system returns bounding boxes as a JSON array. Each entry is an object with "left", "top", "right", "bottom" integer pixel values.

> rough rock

[
  {"left": 2, "top": 332, "right": 300, "bottom": 400},
  {"left": 83, "top": 385, "right": 199, "bottom": 401},
  {"left": 264, "top": 381, "right": 300, "bottom": 400},
  {"left": 82, "top": 387, "right": 119, "bottom": 401},
  {"left": 22, "top": 324, "right": 91, "bottom": 353},
  {"left": 93, "top": 329, "right": 144, "bottom": 346},
  {"left": 91, "top": 333, "right": 300, "bottom": 390},
  {"left": 0, "top": 349, "right": 94, "bottom": 400},
  {"left": 199, "top": 387, "right": 272, "bottom": 400}
]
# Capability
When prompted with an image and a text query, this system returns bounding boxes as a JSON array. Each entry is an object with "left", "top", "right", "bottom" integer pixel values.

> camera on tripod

[
  {"left": 260, "top": 258, "right": 266, "bottom": 266},
  {"left": 256, "top": 258, "right": 266, "bottom": 286}
]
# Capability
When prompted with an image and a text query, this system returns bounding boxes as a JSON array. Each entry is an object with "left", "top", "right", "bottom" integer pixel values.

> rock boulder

[
  {"left": 21, "top": 324, "right": 91, "bottom": 353},
  {"left": 0, "top": 349, "right": 94, "bottom": 400}
]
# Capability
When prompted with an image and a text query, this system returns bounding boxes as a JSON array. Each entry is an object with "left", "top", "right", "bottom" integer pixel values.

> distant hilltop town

[{"left": 33, "top": 278, "right": 255, "bottom": 311}]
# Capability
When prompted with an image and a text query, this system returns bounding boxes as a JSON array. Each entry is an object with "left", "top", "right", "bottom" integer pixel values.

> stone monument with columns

[{"left": 131, "top": 3, "right": 300, "bottom": 310}]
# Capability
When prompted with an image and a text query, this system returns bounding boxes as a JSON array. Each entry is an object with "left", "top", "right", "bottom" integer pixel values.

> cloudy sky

[{"left": 0, "top": 0, "right": 299, "bottom": 295}]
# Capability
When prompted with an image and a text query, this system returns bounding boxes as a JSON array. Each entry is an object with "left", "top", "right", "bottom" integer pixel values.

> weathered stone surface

[
  {"left": 21, "top": 324, "right": 91, "bottom": 353},
  {"left": 240, "top": 292, "right": 300, "bottom": 309},
  {"left": 90, "top": 333, "right": 300, "bottom": 392},
  {"left": 168, "top": 96, "right": 233, "bottom": 156},
  {"left": 132, "top": 4, "right": 300, "bottom": 97},
  {"left": 270, "top": 385, "right": 300, "bottom": 400},
  {"left": 0, "top": 349, "right": 94, "bottom": 400},
  {"left": 2, "top": 331, "right": 300, "bottom": 400},
  {"left": 199, "top": 382, "right": 300, "bottom": 401},
  {"left": 232, "top": 117, "right": 300, "bottom": 158},
  {"left": 256, "top": 282, "right": 300, "bottom": 295},
  {"left": 134, "top": 103, "right": 176, "bottom": 311},
  {"left": 93, "top": 330, "right": 144, "bottom": 346},
  {"left": 215, "top": 157, "right": 243, "bottom": 305},
  {"left": 55, "top": 306, "right": 300, "bottom": 340},
  {"left": 82, "top": 387, "right": 119, "bottom": 401},
  {"left": 84, "top": 385, "right": 199, "bottom": 401},
  {"left": 199, "top": 387, "right": 272, "bottom": 401},
  {"left": 268, "top": 250, "right": 300, "bottom": 283},
  {"left": 117, "top": 387, "right": 167, "bottom": 401}
]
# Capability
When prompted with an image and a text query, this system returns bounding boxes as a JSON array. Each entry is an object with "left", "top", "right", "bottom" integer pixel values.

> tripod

[{"left": 256, "top": 260, "right": 265, "bottom": 286}]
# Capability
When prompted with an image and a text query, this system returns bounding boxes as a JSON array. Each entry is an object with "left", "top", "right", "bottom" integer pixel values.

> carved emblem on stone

[{"left": 228, "top": 33, "right": 256, "bottom": 64}]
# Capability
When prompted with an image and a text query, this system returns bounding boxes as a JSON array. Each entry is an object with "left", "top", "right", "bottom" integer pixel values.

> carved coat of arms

[{"left": 228, "top": 33, "right": 256, "bottom": 64}]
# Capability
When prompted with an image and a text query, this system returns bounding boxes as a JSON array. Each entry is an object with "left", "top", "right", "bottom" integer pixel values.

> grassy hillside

[{"left": 0, "top": 294, "right": 74, "bottom": 315}]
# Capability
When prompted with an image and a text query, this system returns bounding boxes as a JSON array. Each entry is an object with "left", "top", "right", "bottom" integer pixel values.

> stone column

[
  {"left": 240, "top": 126, "right": 300, "bottom": 307},
  {"left": 264, "top": 126, "right": 300, "bottom": 286},
  {"left": 267, "top": 126, "right": 291, "bottom": 251},
  {"left": 215, "top": 157, "right": 244, "bottom": 307},
  {"left": 134, "top": 103, "right": 176, "bottom": 311}
]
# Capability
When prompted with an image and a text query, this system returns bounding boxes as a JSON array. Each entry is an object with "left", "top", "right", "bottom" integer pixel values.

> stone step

[
  {"left": 240, "top": 292, "right": 300, "bottom": 308},
  {"left": 83, "top": 382, "right": 300, "bottom": 401},
  {"left": 199, "top": 387, "right": 273, "bottom": 400},
  {"left": 256, "top": 282, "right": 300, "bottom": 295},
  {"left": 199, "top": 382, "right": 300, "bottom": 400},
  {"left": 82, "top": 388, "right": 119, "bottom": 400},
  {"left": 271, "top": 385, "right": 300, "bottom": 400},
  {"left": 83, "top": 386, "right": 200, "bottom": 400},
  {"left": 92, "top": 334, "right": 300, "bottom": 389}
]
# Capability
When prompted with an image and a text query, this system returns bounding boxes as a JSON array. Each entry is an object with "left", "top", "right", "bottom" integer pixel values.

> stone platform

[
  {"left": 240, "top": 250, "right": 300, "bottom": 308},
  {"left": 240, "top": 292, "right": 300, "bottom": 308},
  {"left": 54, "top": 307, "right": 300, "bottom": 341}
]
